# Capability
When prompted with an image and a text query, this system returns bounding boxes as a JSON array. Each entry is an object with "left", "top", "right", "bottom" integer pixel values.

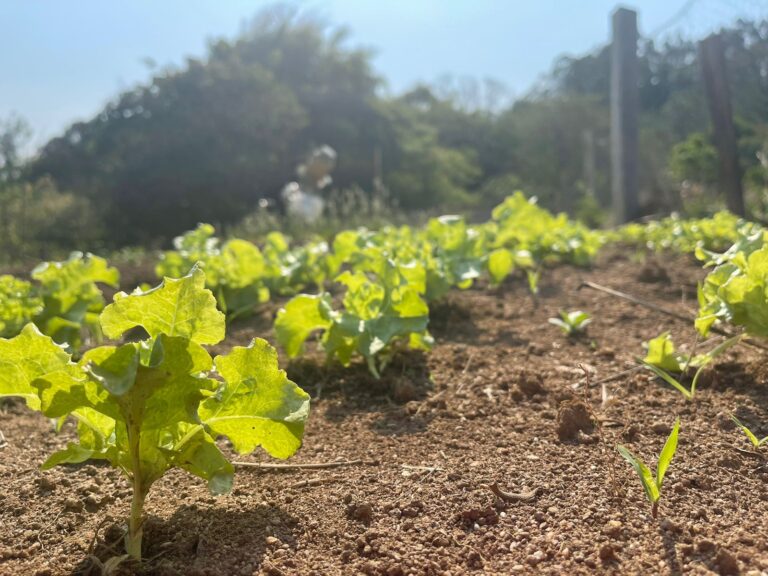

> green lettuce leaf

[
  {"left": 0, "top": 323, "right": 71, "bottom": 409},
  {"left": 101, "top": 266, "right": 224, "bottom": 344},
  {"left": 201, "top": 339, "right": 311, "bottom": 459}
]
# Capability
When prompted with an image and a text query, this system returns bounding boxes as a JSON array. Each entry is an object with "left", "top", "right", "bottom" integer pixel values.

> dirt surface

[{"left": 2, "top": 250, "right": 768, "bottom": 576}]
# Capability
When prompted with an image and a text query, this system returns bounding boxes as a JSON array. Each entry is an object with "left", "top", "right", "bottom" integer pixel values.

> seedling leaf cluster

[
  {"left": 617, "top": 418, "right": 680, "bottom": 518},
  {"left": 0, "top": 252, "right": 119, "bottom": 352},
  {"left": 0, "top": 267, "right": 310, "bottom": 560}
]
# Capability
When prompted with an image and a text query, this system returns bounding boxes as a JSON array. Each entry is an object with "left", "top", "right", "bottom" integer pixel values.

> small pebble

[
  {"left": 603, "top": 520, "right": 623, "bottom": 539},
  {"left": 63, "top": 498, "right": 83, "bottom": 513},
  {"left": 651, "top": 422, "right": 670, "bottom": 435}
]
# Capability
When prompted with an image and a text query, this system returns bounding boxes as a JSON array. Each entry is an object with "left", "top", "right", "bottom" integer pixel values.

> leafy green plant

[
  {"left": 262, "top": 232, "right": 330, "bottom": 296},
  {"left": 730, "top": 415, "right": 768, "bottom": 450},
  {"left": 548, "top": 310, "right": 591, "bottom": 336},
  {"left": 0, "top": 267, "right": 310, "bottom": 561},
  {"left": 695, "top": 236, "right": 768, "bottom": 337},
  {"left": 422, "top": 215, "right": 486, "bottom": 300},
  {"left": 614, "top": 211, "right": 753, "bottom": 255},
  {"left": 0, "top": 275, "right": 43, "bottom": 338},
  {"left": 0, "top": 253, "right": 119, "bottom": 352},
  {"left": 275, "top": 258, "right": 432, "bottom": 378},
  {"left": 526, "top": 269, "right": 541, "bottom": 296},
  {"left": 156, "top": 224, "right": 270, "bottom": 319},
  {"left": 31, "top": 252, "right": 120, "bottom": 351},
  {"left": 486, "top": 192, "right": 605, "bottom": 266},
  {"left": 617, "top": 418, "right": 680, "bottom": 518},
  {"left": 640, "top": 333, "right": 741, "bottom": 400},
  {"left": 643, "top": 332, "right": 686, "bottom": 372}
]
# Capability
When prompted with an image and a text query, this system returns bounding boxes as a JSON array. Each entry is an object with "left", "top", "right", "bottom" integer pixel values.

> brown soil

[{"left": 2, "top": 250, "right": 768, "bottom": 576}]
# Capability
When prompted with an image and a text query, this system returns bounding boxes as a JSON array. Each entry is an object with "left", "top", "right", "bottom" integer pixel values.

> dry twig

[
  {"left": 401, "top": 464, "right": 443, "bottom": 472},
  {"left": 290, "top": 476, "right": 342, "bottom": 489},
  {"left": 579, "top": 280, "right": 768, "bottom": 352},
  {"left": 233, "top": 459, "right": 367, "bottom": 470},
  {"left": 732, "top": 446, "right": 766, "bottom": 460}
]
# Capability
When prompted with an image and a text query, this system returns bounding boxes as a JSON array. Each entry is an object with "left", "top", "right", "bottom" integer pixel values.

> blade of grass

[
  {"left": 642, "top": 361, "right": 692, "bottom": 400},
  {"left": 731, "top": 415, "right": 760, "bottom": 448},
  {"left": 617, "top": 445, "right": 659, "bottom": 503},
  {"left": 656, "top": 418, "right": 680, "bottom": 488}
]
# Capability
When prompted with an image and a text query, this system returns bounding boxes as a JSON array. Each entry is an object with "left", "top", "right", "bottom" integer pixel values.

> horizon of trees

[{"left": 2, "top": 7, "right": 768, "bottom": 253}]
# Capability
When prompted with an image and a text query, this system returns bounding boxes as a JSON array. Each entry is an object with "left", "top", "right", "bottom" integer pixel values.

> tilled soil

[{"left": 1, "top": 250, "right": 768, "bottom": 576}]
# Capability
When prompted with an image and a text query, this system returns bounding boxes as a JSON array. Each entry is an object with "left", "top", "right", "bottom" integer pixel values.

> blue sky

[{"left": 1, "top": 0, "right": 762, "bottom": 150}]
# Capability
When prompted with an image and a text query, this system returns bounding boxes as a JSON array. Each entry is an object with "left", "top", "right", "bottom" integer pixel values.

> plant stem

[
  {"left": 126, "top": 479, "right": 145, "bottom": 560},
  {"left": 652, "top": 501, "right": 659, "bottom": 519},
  {"left": 125, "top": 423, "right": 145, "bottom": 561}
]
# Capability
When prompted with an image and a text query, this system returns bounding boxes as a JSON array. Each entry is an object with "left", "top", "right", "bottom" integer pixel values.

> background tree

[{"left": 17, "top": 10, "right": 768, "bottom": 249}]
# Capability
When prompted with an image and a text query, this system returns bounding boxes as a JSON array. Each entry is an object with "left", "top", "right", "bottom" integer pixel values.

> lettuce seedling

[
  {"left": 275, "top": 257, "right": 432, "bottom": 378},
  {"left": 0, "top": 267, "right": 310, "bottom": 561},
  {"left": 548, "top": 310, "right": 591, "bottom": 336},
  {"left": 641, "top": 362, "right": 700, "bottom": 401},
  {"left": 156, "top": 224, "right": 270, "bottom": 319},
  {"left": 262, "top": 232, "right": 331, "bottom": 296},
  {"left": 0, "top": 253, "right": 119, "bottom": 352},
  {"left": 422, "top": 215, "right": 486, "bottom": 300},
  {"left": 696, "top": 239, "right": 768, "bottom": 337},
  {"left": 0, "top": 275, "right": 43, "bottom": 338},
  {"left": 730, "top": 415, "right": 768, "bottom": 450},
  {"left": 641, "top": 334, "right": 741, "bottom": 400},
  {"left": 526, "top": 269, "right": 541, "bottom": 296},
  {"left": 617, "top": 418, "right": 680, "bottom": 518}
]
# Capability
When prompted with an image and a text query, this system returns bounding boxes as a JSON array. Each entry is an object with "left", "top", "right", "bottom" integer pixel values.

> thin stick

[
  {"left": 455, "top": 353, "right": 475, "bottom": 394},
  {"left": 401, "top": 464, "right": 444, "bottom": 473},
  {"left": 578, "top": 281, "right": 768, "bottom": 352},
  {"left": 290, "top": 476, "right": 341, "bottom": 489},
  {"left": 233, "top": 459, "right": 366, "bottom": 470},
  {"left": 579, "top": 281, "right": 693, "bottom": 323},
  {"left": 732, "top": 446, "right": 766, "bottom": 460},
  {"left": 573, "top": 365, "right": 644, "bottom": 389}
]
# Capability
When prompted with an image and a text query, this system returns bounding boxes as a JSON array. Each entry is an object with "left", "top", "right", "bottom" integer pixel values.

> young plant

[
  {"left": 275, "top": 257, "right": 432, "bottom": 378},
  {"left": 0, "top": 253, "right": 119, "bottom": 352},
  {"left": 640, "top": 333, "right": 741, "bottom": 401},
  {"left": 548, "top": 310, "right": 591, "bottom": 336},
  {"left": 696, "top": 238, "right": 768, "bottom": 337},
  {"left": 0, "top": 267, "right": 310, "bottom": 561},
  {"left": 641, "top": 363, "right": 700, "bottom": 401},
  {"left": 617, "top": 418, "right": 680, "bottom": 518},
  {"left": 31, "top": 252, "right": 120, "bottom": 351},
  {"left": 730, "top": 415, "right": 768, "bottom": 451},
  {"left": 262, "top": 232, "right": 330, "bottom": 296},
  {"left": 0, "top": 275, "right": 43, "bottom": 338},
  {"left": 156, "top": 224, "right": 270, "bottom": 319},
  {"left": 526, "top": 269, "right": 541, "bottom": 296},
  {"left": 422, "top": 215, "right": 486, "bottom": 300}
]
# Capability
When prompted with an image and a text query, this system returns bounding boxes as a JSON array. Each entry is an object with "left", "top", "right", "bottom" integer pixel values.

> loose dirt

[{"left": 2, "top": 250, "right": 767, "bottom": 575}]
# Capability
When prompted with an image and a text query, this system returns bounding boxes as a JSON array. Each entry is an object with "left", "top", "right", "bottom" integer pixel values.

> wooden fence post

[
  {"left": 610, "top": 7, "right": 640, "bottom": 224},
  {"left": 699, "top": 33, "right": 745, "bottom": 216}
]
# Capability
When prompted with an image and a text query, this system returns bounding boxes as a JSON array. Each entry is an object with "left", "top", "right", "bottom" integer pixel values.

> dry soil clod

[{"left": 556, "top": 399, "right": 596, "bottom": 441}]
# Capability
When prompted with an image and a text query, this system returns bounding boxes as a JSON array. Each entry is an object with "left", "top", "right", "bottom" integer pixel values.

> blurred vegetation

[{"left": 2, "top": 9, "right": 768, "bottom": 255}]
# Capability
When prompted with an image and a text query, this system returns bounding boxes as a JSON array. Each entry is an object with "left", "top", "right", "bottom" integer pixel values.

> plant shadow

[
  {"left": 287, "top": 350, "right": 434, "bottom": 437},
  {"left": 659, "top": 523, "right": 682, "bottom": 576},
  {"left": 710, "top": 358, "right": 768, "bottom": 411},
  {"left": 428, "top": 296, "right": 481, "bottom": 344},
  {"left": 71, "top": 504, "right": 298, "bottom": 575}
]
